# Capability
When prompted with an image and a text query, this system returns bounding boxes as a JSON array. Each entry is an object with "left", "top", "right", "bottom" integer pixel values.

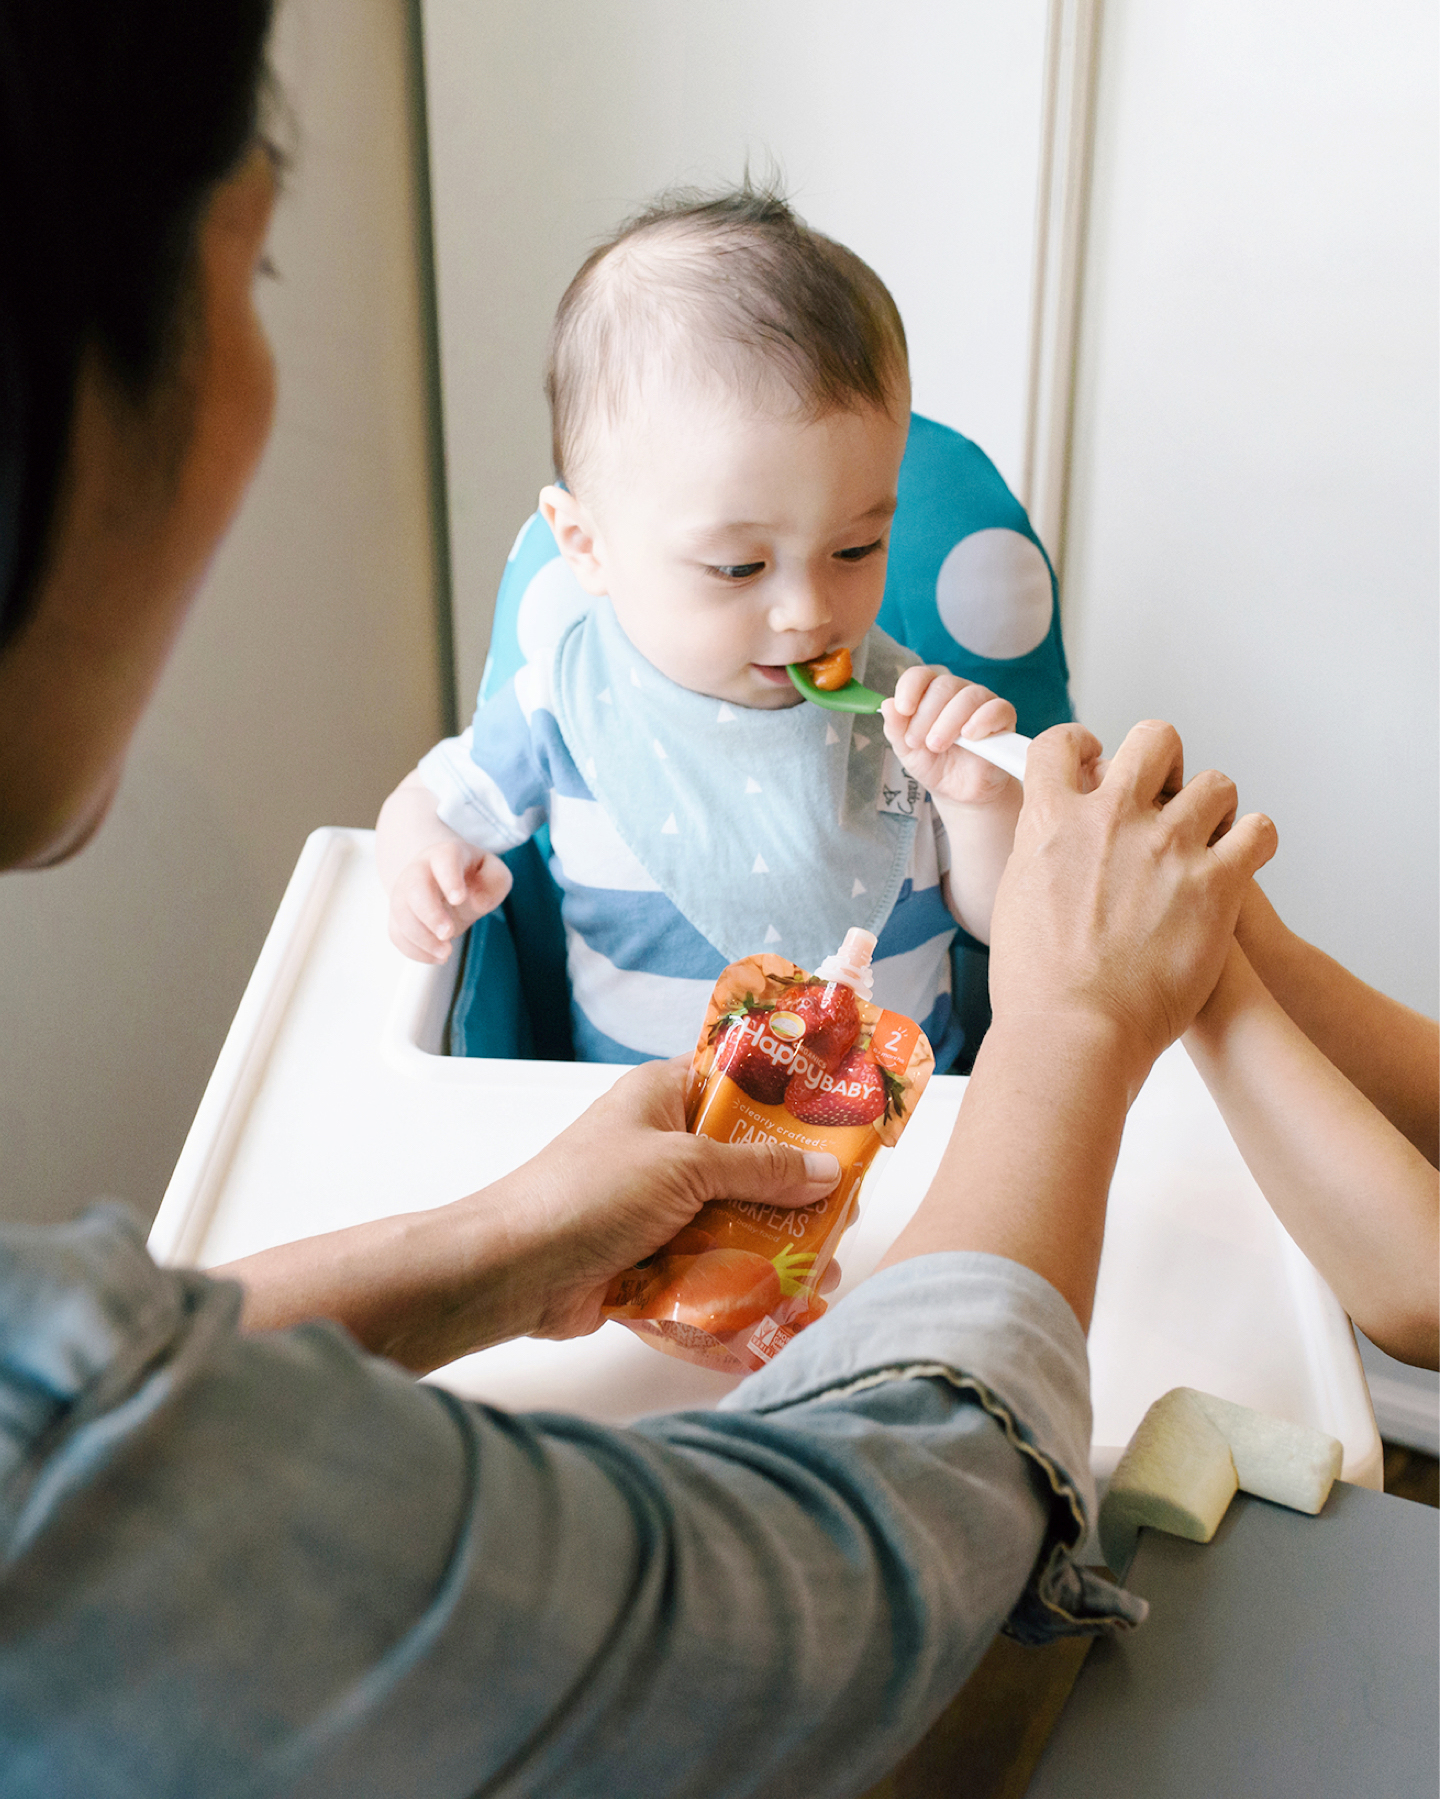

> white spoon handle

[{"left": 959, "top": 729, "right": 1031, "bottom": 783}]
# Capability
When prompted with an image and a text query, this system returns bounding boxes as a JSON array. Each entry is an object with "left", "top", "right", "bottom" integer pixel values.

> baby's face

[{"left": 557, "top": 380, "right": 908, "bottom": 710}]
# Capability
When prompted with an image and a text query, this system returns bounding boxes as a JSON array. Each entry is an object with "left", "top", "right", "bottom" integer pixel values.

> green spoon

[
  {"left": 787, "top": 661, "right": 1032, "bottom": 781},
  {"left": 786, "top": 661, "right": 886, "bottom": 713}
]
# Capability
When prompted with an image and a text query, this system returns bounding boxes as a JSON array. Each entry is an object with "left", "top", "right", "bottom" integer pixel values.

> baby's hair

[{"left": 545, "top": 179, "right": 908, "bottom": 494}]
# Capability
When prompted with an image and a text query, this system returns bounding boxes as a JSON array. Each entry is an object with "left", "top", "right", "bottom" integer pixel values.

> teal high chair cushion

[{"left": 448, "top": 413, "right": 1072, "bottom": 1065}]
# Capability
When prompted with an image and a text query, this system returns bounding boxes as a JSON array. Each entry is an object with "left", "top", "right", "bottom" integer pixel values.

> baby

[{"left": 376, "top": 186, "right": 1021, "bottom": 1066}]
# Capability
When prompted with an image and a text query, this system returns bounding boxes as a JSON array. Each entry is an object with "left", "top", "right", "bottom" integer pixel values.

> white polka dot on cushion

[
  {"left": 935, "top": 527, "right": 1053, "bottom": 661},
  {"left": 516, "top": 554, "right": 594, "bottom": 669}
]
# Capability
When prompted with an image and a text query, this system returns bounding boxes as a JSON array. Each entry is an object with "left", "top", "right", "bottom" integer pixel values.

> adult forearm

[
  {"left": 887, "top": 722, "right": 1275, "bottom": 1333},
  {"left": 212, "top": 1060, "right": 842, "bottom": 1371},
  {"left": 214, "top": 1185, "right": 544, "bottom": 1373},
  {"left": 877, "top": 1012, "right": 1144, "bottom": 1330},
  {"left": 1236, "top": 883, "right": 1439, "bottom": 1164},
  {"left": 1187, "top": 950, "right": 1439, "bottom": 1368}
]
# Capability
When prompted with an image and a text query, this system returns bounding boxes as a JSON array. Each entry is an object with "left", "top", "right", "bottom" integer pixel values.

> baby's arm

[
  {"left": 1186, "top": 939, "right": 1438, "bottom": 1369},
  {"left": 1233, "top": 882, "right": 1439, "bottom": 1164},
  {"left": 880, "top": 668, "right": 1022, "bottom": 943},
  {"left": 375, "top": 771, "right": 513, "bottom": 964}
]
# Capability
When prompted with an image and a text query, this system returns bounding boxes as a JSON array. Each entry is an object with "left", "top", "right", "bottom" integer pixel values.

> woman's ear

[{"left": 539, "top": 485, "right": 610, "bottom": 597}]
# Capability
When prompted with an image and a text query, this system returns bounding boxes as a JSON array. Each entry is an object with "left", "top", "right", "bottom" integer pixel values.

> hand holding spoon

[{"left": 788, "top": 655, "right": 1031, "bottom": 783}]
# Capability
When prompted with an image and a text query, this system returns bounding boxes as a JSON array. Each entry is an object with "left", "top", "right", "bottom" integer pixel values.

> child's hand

[
  {"left": 881, "top": 666, "right": 1019, "bottom": 806},
  {"left": 388, "top": 841, "right": 513, "bottom": 963}
]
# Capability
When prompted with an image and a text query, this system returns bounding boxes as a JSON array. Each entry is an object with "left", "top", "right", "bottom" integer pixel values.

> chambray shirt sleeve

[{"left": 0, "top": 1208, "right": 1137, "bottom": 1800}]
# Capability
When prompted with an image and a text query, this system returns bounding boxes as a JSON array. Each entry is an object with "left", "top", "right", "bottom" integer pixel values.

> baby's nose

[{"left": 767, "top": 576, "right": 831, "bottom": 636}]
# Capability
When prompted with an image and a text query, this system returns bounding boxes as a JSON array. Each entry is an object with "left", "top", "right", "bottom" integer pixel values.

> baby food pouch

[{"left": 602, "top": 929, "right": 934, "bottom": 1373}]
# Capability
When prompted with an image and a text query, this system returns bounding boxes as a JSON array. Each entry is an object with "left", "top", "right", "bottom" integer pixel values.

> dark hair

[
  {"left": 545, "top": 180, "right": 909, "bottom": 493},
  {"left": 0, "top": 0, "right": 276, "bottom": 647}
]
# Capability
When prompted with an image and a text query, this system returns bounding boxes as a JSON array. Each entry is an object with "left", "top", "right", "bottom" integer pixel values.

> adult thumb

[
  {"left": 1213, "top": 809, "right": 1279, "bottom": 882},
  {"left": 688, "top": 1134, "right": 841, "bottom": 1210}
]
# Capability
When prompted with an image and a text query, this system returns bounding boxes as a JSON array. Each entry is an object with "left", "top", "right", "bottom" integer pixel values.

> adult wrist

[
  {"left": 981, "top": 1004, "right": 1157, "bottom": 1106},
  {"left": 441, "top": 1177, "right": 569, "bottom": 1351},
  {"left": 349, "top": 1184, "right": 552, "bottom": 1373}
]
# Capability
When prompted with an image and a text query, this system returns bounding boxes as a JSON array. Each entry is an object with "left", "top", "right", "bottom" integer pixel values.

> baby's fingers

[
  {"left": 880, "top": 696, "right": 912, "bottom": 756},
  {"left": 888, "top": 664, "right": 937, "bottom": 721},
  {"left": 468, "top": 850, "right": 513, "bottom": 915},
  {"left": 416, "top": 869, "right": 465, "bottom": 943},
  {"left": 957, "top": 692, "right": 1018, "bottom": 744},
  {"left": 912, "top": 686, "right": 1013, "bottom": 755},
  {"left": 901, "top": 672, "right": 972, "bottom": 751},
  {"left": 389, "top": 883, "right": 455, "bottom": 963},
  {"left": 431, "top": 838, "right": 484, "bottom": 908},
  {"left": 396, "top": 864, "right": 468, "bottom": 958},
  {"left": 390, "top": 910, "right": 453, "bottom": 964}
]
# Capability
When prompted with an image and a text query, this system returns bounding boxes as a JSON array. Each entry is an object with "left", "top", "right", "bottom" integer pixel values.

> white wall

[
  {"left": 421, "top": 0, "right": 1437, "bottom": 1008},
  {"left": 0, "top": 0, "right": 442, "bottom": 1226},
  {"left": 1065, "top": 0, "right": 1438, "bottom": 1015},
  {"left": 421, "top": 0, "right": 1054, "bottom": 714}
]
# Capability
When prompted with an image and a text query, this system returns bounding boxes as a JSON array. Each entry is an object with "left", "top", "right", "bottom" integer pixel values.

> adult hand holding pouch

[{"left": 603, "top": 929, "right": 933, "bottom": 1373}]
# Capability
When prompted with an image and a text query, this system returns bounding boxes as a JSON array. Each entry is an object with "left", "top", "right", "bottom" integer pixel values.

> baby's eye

[
  {"left": 706, "top": 562, "right": 766, "bottom": 581},
  {"left": 835, "top": 538, "right": 886, "bottom": 563}
]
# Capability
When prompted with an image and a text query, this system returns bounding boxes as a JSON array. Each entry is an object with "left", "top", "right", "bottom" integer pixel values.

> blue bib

[{"left": 550, "top": 603, "right": 920, "bottom": 972}]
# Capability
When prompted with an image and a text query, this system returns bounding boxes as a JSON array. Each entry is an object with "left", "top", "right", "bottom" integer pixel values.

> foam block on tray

[
  {"left": 1100, "top": 1389, "right": 1238, "bottom": 1576},
  {"left": 1187, "top": 1388, "right": 1343, "bottom": 1514},
  {"left": 1099, "top": 1388, "right": 1347, "bottom": 1577}
]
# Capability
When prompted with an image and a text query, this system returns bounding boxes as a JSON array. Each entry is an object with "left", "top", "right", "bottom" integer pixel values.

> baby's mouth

[{"left": 751, "top": 663, "right": 798, "bottom": 686}]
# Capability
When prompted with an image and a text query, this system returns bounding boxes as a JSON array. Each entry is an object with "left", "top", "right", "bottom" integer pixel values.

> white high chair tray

[{"left": 149, "top": 828, "right": 1382, "bottom": 1487}]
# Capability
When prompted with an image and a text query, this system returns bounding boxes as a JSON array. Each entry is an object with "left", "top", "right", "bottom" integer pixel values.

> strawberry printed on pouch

[
  {"left": 784, "top": 980, "right": 861, "bottom": 1073},
  {"left": 713, "top": 1005, "right": 801, "bottom": 1106},
  {"left": 784, "top": 1046, "right": 904, "bottom": 1127}
]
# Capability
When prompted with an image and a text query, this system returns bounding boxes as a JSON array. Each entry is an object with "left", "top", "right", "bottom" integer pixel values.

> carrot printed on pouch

[{"left": 603, "top": 929, "right": 934, "bottom": 1374}]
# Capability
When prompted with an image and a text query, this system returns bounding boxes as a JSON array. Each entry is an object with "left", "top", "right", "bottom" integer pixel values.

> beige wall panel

[{"left": 0, "top": 0, "right": 442, "bottom": 1225}]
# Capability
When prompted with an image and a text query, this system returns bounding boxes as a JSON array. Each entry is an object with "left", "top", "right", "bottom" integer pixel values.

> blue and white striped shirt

[{"left": 419, "top": 652, "right": 962, "bottom": 1064}]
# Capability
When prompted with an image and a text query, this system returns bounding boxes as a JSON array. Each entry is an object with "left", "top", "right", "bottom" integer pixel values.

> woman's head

[{"left": 0, "top": 0, "right": 278, "bottom": 867}]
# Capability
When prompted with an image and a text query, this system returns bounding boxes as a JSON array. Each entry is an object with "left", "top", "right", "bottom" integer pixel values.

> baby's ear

[{"left": 539, "top": 485, "right": 610, "bottom": 597}]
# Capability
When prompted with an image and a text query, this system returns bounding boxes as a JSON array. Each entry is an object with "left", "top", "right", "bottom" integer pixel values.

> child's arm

[
  {"left": 1186, "top": 940, "right": 1439, "bottom": 1369},
  {"left": 375, "top": 770, "right": 513, "bottom": 964},
  {"left": 880, "top": 668, "right": 1022, "bottom": 943},
  {"left": 1233, "top": 882, "right": 1439, "bottom": 1165}
]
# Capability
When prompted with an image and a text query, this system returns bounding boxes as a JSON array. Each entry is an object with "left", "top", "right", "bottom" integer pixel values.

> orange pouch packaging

[{"left": 602, "top": 944, "right": 934, "bottom": 1374}]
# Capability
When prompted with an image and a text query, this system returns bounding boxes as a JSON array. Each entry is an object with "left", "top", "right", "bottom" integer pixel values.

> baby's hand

[
  {"left": 388, "top": 841, "right": 513, "bottom": 963},
  {"left": 881, "top": 666, "right": 1019, "bottom": 806}
]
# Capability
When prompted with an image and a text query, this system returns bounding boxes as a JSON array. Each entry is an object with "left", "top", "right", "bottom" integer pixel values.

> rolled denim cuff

[{"left": 721, "top": 1250, "right": 1147, "bottom": 1641}]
